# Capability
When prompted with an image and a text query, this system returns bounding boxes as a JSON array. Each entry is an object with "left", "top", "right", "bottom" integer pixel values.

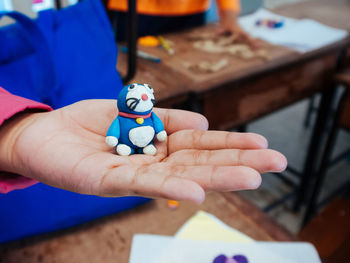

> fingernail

[
  {"left": 192, "top": 188, "right": 205, "bottom": 204},
  {"left": 193, "top": 194, "right": 205, "bottom": 205}
]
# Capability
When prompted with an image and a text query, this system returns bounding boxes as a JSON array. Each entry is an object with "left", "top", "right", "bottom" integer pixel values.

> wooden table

[
  {"left": 118, "top": 0, "right": 350, "bottom": 129},
  {"left": 118, "top": 0, "right": 350, "bottom": 211},
  {"left": 0, "top": 193, "right": 294, "bottom": 262}
]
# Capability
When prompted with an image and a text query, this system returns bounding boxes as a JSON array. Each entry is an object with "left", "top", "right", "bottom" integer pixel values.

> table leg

[{"left": 294, "top": 51, "right": 346, "bottom": 212}]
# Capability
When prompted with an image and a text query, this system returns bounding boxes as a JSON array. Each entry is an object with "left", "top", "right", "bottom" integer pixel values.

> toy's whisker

[
  {"left": 126, "top": 97, "right": 137, "bottom": 104},
  {"left": 126, "top": 97, "right": 139, "bottom": 111},
  {"left": 129, "top": 99, "right": 140, "bottom": 111},
  {"left": 151, "top": 99, "right": 155, "bottom": 105}
]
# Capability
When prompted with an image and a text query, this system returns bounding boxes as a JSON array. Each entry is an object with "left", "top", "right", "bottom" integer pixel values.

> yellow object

[
  {"left": 158, "top": 36, "right": 174, "bottom": 55},
  {"left": 136, "top": 118, "right": 144, "bottom": 124},
  {"left": 138, "top": 36, "right": 160, "bottom": 47},
  {"left": 175, "top": 210, "right": 254, "bottom": 243},
  {"left": 109, "top": 0, "right": 240, "bottom": 16}
]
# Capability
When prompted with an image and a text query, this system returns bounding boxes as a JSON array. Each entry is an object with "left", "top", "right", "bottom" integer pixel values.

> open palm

[{"left": 7, "top": 100, "right": 287, "bottom": 203}]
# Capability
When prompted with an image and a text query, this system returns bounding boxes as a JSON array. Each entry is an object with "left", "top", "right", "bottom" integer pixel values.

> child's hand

[
  {"left": 218, "top": 10, "right": 259, "bottom": 49},
  {"left": 0, "top": 100, "right": 286, "bottom": 203}
]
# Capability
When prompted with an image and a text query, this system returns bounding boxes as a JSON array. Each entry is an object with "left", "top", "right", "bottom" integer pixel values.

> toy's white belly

[{"left": 129, "top": 126, "right": 155, "bottom": 147}]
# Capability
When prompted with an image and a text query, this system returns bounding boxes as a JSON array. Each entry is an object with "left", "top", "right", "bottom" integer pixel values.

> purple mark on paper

[{"left": 213, "top": 254, "right": 248, "bottom": 263}]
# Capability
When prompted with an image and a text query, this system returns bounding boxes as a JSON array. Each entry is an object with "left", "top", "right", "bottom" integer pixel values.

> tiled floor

[{"left": 238, "top": 96, "right": 350, "bottom": 234}]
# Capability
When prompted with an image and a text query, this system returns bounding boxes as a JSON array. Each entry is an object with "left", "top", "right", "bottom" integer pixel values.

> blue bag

[
  {"left": 0, "top": 11, "right": 55, "bottom": 102},
  {"left": 0, "top": 0, "right": 150, "bottom": 244},
  {"left": 0, "top": 0, "right": 123, "bottom": 108}
]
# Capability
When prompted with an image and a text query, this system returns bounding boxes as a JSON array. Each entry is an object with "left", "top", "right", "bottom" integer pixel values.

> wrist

[
  {"left": 0, "top": 112, "right": 39, "bottom": 175},
  {"left": 219, "top": 9, "right": 239, "bottom": 20}
]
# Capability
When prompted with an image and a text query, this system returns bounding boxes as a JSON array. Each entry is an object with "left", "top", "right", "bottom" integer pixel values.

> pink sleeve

[{"left": 0, "top": 87, "right": 52, "bottom": 193}]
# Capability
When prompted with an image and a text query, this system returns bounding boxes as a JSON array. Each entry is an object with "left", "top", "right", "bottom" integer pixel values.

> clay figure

[{"left": 105, "top": 83, "right": 167, "bottom": 155}]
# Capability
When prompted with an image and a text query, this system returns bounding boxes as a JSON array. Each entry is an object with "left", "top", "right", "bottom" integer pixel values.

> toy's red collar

[{"left": 118, "top": 111, "right": 152, "bottom": 119}]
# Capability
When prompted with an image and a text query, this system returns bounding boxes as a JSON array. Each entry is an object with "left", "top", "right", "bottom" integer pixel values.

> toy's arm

[
  {"left": 105, "top": 117, "right": 120, "bottom": 147},
  {"left": 151, "top": 112, "right": 167, "bottom": 141}
]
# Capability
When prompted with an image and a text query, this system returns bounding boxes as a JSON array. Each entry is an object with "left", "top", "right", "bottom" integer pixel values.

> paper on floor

[
  {"left": 129, "top": 234, "right": 321, "bottom": 263},
  {"left": 175, "top": 211, "right": 254, "bottom": 243},
  {"left": 238, "top": 9, "right": 348, "bottom": 52}
]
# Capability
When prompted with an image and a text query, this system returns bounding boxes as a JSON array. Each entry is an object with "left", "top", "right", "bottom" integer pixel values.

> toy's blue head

[{"left": 117, "top": 83, "right": 155, "bottom": 115}]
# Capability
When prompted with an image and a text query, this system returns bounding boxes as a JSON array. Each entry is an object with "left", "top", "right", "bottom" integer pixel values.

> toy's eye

[
  {"left": 144, "top": 84, "right": 153, "bottom": 93},
  {"left": 128, "top": 84, "right": 136, "bottom": 91}
]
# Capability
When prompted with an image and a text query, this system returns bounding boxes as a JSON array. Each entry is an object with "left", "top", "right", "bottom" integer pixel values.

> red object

[
  {"left": 0, "top": 87, "right": 52, "bottom": 193},
  {"left": 118, "top": 111, "right": 152, "bottom": 119},
  {"left": 141, "top": 93, "right": 148, "bottom": 101}
]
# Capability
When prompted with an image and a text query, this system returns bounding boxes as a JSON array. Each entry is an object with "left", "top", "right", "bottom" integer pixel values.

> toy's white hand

[
  {"left": 105, "top": 136, "right": 118, "bottom": 147},
  {"left": 156, "top": 130, "right": 167, "bottom": 141}
]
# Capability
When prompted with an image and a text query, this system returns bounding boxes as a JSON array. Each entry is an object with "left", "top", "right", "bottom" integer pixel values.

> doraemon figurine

[{"left": 105, "top": 83, "right": 167, "bottom": 156}]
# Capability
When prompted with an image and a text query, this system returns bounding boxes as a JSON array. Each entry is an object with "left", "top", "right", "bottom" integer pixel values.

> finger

[
  {"left": 166, "top": 149, "right": 287, "bottom": 173},
  {"left": 244, "top": 36, "right": 260, "bottom": 50},
  {"left": 168, "top": 130, "right": 268, "bottom": 153},
  {"left": 98, "top": 164, "right": 205, "bottom": 204},
  {"left": 216, "top": 26, "right": 227, "bottom": 35},
  {"left": 153, "top": 108, "right": 209, "bottom": 134},
  {"left": 181, "top": 165, "right": 262, "bottom": 192},
  {"left": 98, "top": 163, "right": 261, "bottom": 201},
  {"left": 233, "top": 31, "right": 258, "bottom": 49}
]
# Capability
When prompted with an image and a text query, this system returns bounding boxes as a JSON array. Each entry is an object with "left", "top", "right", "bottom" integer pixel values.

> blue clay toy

[{"left": 105, "top": 83, "right": 167, "bottom": 156}]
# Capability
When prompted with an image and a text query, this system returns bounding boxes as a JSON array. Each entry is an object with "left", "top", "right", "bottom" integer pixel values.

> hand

[
  {"left": 105, "top": 136, "right": 118, "bottom": 147},
  {"left": 156, "top": 130, "right": 167, "bottom": 142},
  {"left": 218, "top": 10, "right": 259, "bottom": 49},
  {"left": 0, "top": 100, "right": 287, "bottom": 203}
]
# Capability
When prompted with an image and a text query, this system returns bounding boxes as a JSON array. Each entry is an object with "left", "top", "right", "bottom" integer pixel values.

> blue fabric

[
  {"left": 0, "top": 0, "right": 150, "bottom": 244},
  {"left": 0, "top": 0, "right": 124, "bottom": 108},
  {"left": 0, "top": 184, "right": 150, "bottom": 244},
  {"left": 0, "top": 11, "right": 56, "bottom": 102}
]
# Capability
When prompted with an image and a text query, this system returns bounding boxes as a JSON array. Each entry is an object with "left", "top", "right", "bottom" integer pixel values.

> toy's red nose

[{"left": 141, "top": 94, "right": 148, "bottom": 101}]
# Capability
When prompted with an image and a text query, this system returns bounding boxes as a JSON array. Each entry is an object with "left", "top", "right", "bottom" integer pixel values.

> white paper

[
  {"left": 238, "top": 9, "right": 348, "bottom": 52},
  {"left": 32, "top": 0, "right": 54, "bottom": 12},
  {"left": 0, "top": 0, "right": 13, "bottom": 11},
  {"left": 129, "top": 234, "right": 321, "bottom": 263},
  {"left": 67, "top": 0, "right": 78, "bottom": 5}
]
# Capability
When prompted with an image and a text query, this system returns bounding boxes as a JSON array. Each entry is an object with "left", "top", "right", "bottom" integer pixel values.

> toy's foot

[
  {"left": 116, "top": 144, "right": 132, "bottom": 156},
  {"left": 143, "top": 144, "right": 157, "bottom": 156}
]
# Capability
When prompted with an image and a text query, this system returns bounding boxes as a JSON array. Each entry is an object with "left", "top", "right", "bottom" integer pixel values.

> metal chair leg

[
  {"left": 294, "top": 50, "right": 347, "bottom": 212},
  {"left": 302, "top": 90, "right": 349, "bottom": 226},
  {"left": 294, "top": 86, "right": 338, "bottom": 211},
  {"left": 237, "top": 125, "right": 247, "bottom": 133},
  {"left": 304, "top": 96, "right": 316, "bottom": 128}
]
